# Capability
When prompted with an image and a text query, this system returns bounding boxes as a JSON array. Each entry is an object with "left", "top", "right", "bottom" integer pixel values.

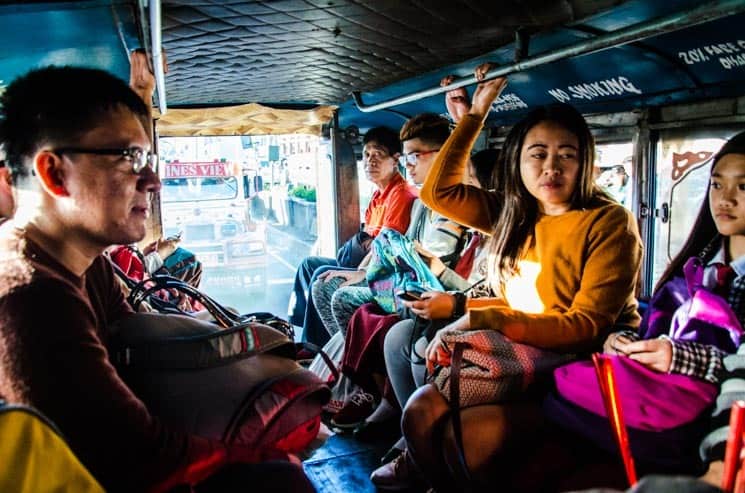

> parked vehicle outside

[{"left": 160, "top": 160, "right": 267, "bottom": 290}]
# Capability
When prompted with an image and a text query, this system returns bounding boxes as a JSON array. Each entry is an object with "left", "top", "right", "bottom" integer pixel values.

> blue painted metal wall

[{"left": 0, "top": 1, "right": 141, "bottom": 94}]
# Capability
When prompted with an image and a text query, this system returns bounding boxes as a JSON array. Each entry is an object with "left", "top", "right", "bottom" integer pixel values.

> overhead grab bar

[
  {"left": 150, "top": 0, "right": 167, "bottom": 115},
  {"left": 352, "top": 0, "right": 745, "bottom": 113}
]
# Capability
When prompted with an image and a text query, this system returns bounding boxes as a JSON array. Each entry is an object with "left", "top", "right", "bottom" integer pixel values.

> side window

[
  {"left": 595, "top": 142, "right": 634, "bottom": 209},
  {"left": 650, "top": 129, "right": 742, "bottom": 287},
  {"left": 158, "top": 135, "right": 323, "bottom": 316}
]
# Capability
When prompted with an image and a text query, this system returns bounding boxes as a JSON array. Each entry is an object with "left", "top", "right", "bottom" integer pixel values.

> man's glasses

[
  {"left": 53, "top": 147, "right": 158, "bottom": 174},
  {"left": 399, "top": 149, "right": 440, "bottom": 165}
]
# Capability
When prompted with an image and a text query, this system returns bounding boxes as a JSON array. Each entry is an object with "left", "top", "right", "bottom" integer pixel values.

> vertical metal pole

[
  {"left": 149, "top": 0, "right": 167, "bottom": 115},
  {"left": 634, "top": 112, "right": 657, "bottom": 298},
  {"left": 329, "top": 113, "right": 341, "bottom": 251}
]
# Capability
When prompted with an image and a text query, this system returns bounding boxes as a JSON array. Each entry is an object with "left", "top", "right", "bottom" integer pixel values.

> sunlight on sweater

[{"left": 504, "top": 260, "right": 544, "bottom": 314}]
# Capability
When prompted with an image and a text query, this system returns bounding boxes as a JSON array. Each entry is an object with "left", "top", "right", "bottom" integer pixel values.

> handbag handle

[
  {"left": 592, "top": 353, "right": 637, "bottom": 486},
  {"left": 448, "top": 342, "right": 473, "bottom": 490},
  {"left": 297, "top": 341, "right": 340, "bottom": 384},
  {"left": 128, "top": 275, "right": 240, "bottom": 328},
  {"left": 721, "top": 400, "right": 745, "bottom": 492}
]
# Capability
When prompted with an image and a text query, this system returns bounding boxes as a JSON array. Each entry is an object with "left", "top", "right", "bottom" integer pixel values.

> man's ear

[
  {"left": 33, "top": 151, "right": 69, "bottom": 197},
  {"left": 392, "top": 152, "right": 401, "bottom": 162}
]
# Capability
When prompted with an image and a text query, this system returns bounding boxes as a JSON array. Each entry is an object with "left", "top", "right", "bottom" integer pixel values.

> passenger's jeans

[
  {"left": 384, "top": 318, "right": 427, "bottom": 409},
  {"left": 289, "top": 256, "right": 336, "bottom": 345}
]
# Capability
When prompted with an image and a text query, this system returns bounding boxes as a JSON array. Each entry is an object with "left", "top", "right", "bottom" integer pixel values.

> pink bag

[{"left": 554, "top": 354, "right": 717, "bottom": 432}]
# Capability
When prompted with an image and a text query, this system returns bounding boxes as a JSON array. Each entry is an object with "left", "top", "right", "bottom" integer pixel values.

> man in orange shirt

[{"left": 290, "top": 127, "right": 416, "bottom": 345}]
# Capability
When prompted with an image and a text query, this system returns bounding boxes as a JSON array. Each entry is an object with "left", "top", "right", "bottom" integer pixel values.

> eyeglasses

[
  {"left": 53, "top": 147, "right": 158, "bottom": 174},
  {"left": 400, "top": 149, "right": 440, "bottom": 165}
]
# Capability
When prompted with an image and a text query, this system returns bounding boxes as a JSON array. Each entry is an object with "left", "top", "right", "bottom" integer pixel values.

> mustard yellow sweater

[{"left": 420, "top": 114, "right": 642, "bottom": 352}]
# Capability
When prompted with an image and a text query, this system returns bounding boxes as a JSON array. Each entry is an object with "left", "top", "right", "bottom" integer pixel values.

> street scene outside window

[
  {"left": 595, "top": 142, "right": 633, "bottom": 208},
  {"left": 158, "top": 135, "right": 328, "bottom": 316}
]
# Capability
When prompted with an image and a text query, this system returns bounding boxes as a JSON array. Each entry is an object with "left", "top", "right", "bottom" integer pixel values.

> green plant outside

[{"left": 289, "top": 186, "right": 316, "bottom": 202}]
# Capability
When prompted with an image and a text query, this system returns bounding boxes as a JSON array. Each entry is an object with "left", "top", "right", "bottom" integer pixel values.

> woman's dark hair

[
  {"left": 470, "top": 148, "right": 500, "bottom": 190},
  {"left": 654, "top": 130, "right": 745, "bottom": 291},
  {"left": 0, "top": 66, "right": 149, "bottom": 184},
  {"left": 485, "top": 103, "right": 599, "bottom": 287}
]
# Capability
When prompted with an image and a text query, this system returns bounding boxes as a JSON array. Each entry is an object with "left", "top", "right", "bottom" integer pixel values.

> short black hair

[
  {"left": 471, "top": 148, "right": 500, "bottom": 189},
  {"left": 399, "top": 113, "right": 451, "bottom": 147},
  {"left": 363, "top": 126, "right": 401, "bottom": 157},
  {"left": 0, "top": 66, "right": 149, "bottom": 184}
]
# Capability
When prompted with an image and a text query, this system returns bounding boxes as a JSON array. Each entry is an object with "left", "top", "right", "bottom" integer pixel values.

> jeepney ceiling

[
  {"left": 2, "top": 1, "right": 744, "bottom": 135},
  {"left": 161, "top": 0, "right": 628, "bottom": 107},
  {"left": 159, "top": 0, "right": 745, "bottom": 131}
]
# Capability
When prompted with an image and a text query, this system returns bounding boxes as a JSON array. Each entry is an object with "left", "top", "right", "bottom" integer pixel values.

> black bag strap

[
  {"left": 108, "top": 256, "right": 188, "bottom": 315},
  {"left": 436, "top": 226, "right": 470, "bottom": 268},
  {"left": 242, "top": 312, "right": 295, "bottom": 340},
  {"left": 408, "top": 317, "right": 452, "bottom": 365},
  {"left": 407, "top": 316, "right": 428, "bottom": 365},
  {"left": 297, "top": 341, "right": 340, "bottom": 384},
  {"left": 128, "top": 275, "right": 241, "bottom": 328},
  {"left": 449, "top": 343, "right": 473, "bottom": 490}
]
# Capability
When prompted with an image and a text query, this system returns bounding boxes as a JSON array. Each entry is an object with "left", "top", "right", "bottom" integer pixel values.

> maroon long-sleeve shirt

[{"left": 0, "top": 221, "right": 231, "bottom": 492}]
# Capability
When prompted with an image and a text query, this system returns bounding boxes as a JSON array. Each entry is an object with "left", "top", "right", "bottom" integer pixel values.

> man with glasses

[{"left": 0, "top": 66, "right": 313, "bottom": 492}]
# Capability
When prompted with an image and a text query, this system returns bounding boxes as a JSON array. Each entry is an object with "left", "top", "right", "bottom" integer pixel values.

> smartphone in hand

[
  {"left": 166, "top": 231, "right": 183, "bottom": 242},
  {"left": 397, "top": 290, "right": 423, "bottom": 302}
]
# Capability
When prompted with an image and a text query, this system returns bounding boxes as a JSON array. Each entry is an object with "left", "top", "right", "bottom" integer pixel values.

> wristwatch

[{"left": 451, "top": 291, "right": 467, "bottom": 318}]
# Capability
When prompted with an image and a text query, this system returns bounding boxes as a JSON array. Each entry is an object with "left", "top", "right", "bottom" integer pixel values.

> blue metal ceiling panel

[{"left": 339, "top": 3, "right": 745, "bottom": 130}]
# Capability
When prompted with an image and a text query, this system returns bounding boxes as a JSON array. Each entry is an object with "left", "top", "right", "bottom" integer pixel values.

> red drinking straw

[
  {"left": 722, "top": 400, "right": 745, "bottom": 493},
  {"left": 592, "top": 353, "right": 638, "bottom": 486}
]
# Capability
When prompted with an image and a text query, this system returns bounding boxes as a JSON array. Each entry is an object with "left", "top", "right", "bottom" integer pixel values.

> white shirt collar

[{"left": 706, "top": 241, "right": 745, "bottom": 278}]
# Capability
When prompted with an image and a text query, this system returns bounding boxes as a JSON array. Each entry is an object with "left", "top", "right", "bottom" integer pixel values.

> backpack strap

[{"left": 112, "top": 320, "right": 295, "bottom": 370}]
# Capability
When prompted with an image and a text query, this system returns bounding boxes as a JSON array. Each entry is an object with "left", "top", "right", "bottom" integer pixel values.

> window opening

[{"left": 158, "top": 135, "right": 325, "bottom": 316}]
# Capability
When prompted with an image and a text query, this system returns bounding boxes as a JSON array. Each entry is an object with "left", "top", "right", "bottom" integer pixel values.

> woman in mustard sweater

[{"left": 369, "top": 66, "right": 643, "bottom": 492}]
